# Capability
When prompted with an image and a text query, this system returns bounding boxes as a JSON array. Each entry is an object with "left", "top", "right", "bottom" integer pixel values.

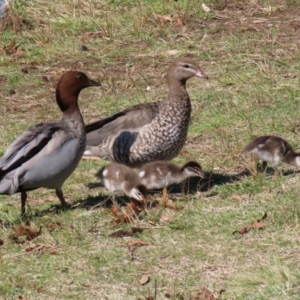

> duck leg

[
  {"left": 262, "top": 161, "right": 268, "bottom": 173},
  {"left": 21, "top": 191, "right": 27, "bottom": 216},
  {"left": 159, "top": 187, "right": 168, "bottom": 206},
  {"left": 55, "top": 188, "right": 70, "bottom": 207}
]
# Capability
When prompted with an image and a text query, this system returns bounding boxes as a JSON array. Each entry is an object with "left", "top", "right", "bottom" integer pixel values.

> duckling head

[
  {"left": 129, "top": 184, "right": 147, "bottom": 203},
  {"left": 181, "top": 161, "right": 205, "bottom": 179}
]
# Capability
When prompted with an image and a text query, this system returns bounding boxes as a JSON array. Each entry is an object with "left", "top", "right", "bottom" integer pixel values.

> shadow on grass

[
  {"left": 156, "top": 169, "right": 251, "bottom": 196},
  {"left": 1, "top": 193, "right": 112, "bottom": 226}
]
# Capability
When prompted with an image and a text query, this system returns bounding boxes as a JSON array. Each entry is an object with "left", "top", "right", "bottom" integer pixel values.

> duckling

[
  {"left": 138, "top": 161, "right": 205, "bottom": 190},
  {"left": 84, "top": 57, "right": 208, "bottom": 167},
  {"left": 0, "top": 71, "right": 100, "bottom": 215},
  {"left": 96, "top": 163, "right": 147, "bottom": 203},
  {"left": 242, "top": 135, "right": 300, "bottom": 171}
]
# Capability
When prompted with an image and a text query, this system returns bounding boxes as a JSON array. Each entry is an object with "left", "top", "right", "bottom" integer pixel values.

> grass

[{"left": 1, "top": 0, "right": 300, "bottom": 299}]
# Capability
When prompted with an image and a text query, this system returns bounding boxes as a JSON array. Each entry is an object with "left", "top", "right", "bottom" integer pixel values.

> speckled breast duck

[{"left": 84, "top": 57, "right": 208, "bottom": 167}]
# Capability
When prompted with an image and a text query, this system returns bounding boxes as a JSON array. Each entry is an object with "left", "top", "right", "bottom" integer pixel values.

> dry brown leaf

[
  {"left": 111, "top": 206, "right": 129, "bottom": 223},
  {"left": 16, "top": 296, "right": 31, "bottom": 300},
  {"left": 159, "top": 188, "right": 178, "bottom": 209},
  {"left": 191, "top": 287, "right": 218, "bottom": 300},
  {"left": 11, "top": 49, "right": 25, "bottom": 59},
  {"left": 46, "top": 195, "right": 58, "bottom": 202},
  {"left": 140, "top": 273, "right": 150, "bottom": 285},
  {"left": 2, "top": 37, "right": 17, "bottom": 53},
  {"left": 233, "top": 213, "right": 267, "bottom": 235},
  {"left": 24, "top": 243, "right": 57, "bottom": 254},
  {"left": 12, "top": 221, "right": 42, "bottom": 241},
  {"left": 160, "top": 212, "right": 172, "bottom": 224},
  {"left": 119, "top": 240, "right": 149, "bottom": 247},
  {"left": 47, "top": 221, "right": 62, "bottom": 232},
  {"left": 111, "top": 202, "right": 144, "bottom": 223},
  {"left": 231, "top": 194, "right": 243, "bottom": 201},
  {"left": 177, "top": 17, "right": 184, "bottom": 26},
  {"left": 153, "top": 13, "right": 174, "bottom": 25},
  {"left": 109, "top": 227, "right": 144, "bottom": 238},
  {"left": 160, "top": 14, "right": 173, "bottom": 24}
]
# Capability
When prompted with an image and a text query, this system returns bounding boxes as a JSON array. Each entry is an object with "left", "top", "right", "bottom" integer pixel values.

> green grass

[{"left": 1, "top": 0, "right": 300, "bottom": 299}]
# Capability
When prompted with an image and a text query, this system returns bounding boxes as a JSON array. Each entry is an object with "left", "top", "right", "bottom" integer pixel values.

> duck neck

[
  {"left": 56, "top": 91, "right": 85, "bottom": 144},
  {"left": 161, "top": 81, "right": 191, "bottom": 113}
]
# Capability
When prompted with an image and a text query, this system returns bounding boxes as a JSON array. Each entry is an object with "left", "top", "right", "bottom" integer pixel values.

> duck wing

[
  {"left": 85, "top": 102, "right": 159, "bottom": 146},
  {"left": 0, "top": 122, "right": 65, "bottom": 178}
]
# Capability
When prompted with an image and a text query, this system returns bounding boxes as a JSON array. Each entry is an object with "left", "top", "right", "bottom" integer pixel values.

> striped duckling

[
  {"left": 242, "top": 135, "right": 300, "bottom": 171},
  {"left": 96, "top": 163, "right": 147, "bottom": 203},
  {"left": 138, "top": 161, "right": 205, "bottom": 190}
]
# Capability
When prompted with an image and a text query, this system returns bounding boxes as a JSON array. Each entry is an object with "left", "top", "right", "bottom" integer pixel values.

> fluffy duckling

[
  {"left": 138, "top": 161, "right": 205, "bottom": 190},
  {"left": 84, "top": 57, "right": 208, "bottom": 167},
  {"left": 96, "top": 163, "right": 147, "bottom": 203},
  {"left": 242, "top": 135, "right": 300, "bottom": 171},
  {"left": 0, "top": 71, "right": 100, "bottom": 215}
]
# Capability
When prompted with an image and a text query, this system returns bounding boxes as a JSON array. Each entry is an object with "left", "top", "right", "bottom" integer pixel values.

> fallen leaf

[
  {"left": 191, "top": 287, "right": 218, "bottom": 300},
  {"left": 177, "top": 17, "right": 184, "bottom": 26},
  {"left": 109, "top": 227, "right": 144, "bottom": 238},
  {"left": 159, "top": 187, "right": 176, "bottom": 208},
  {"left": 111, "top": 206, "right": 130, "bottom": 223},
  {"left": 119, "top": 239, "right": 149, "bottom": 254},
  {"left": 231, "top": 194, "right": 243, "bottom": 201},
  {"left": 153, "top": 13, "right": 174, "bottom": 25},
  {"left": 140, "top": 273, "right": 150, "bottom": 285},
  {"left": 111, "top": 202, "right": 144, "bottom": 223},
  {"left": 160, "top": 212, "right": 172, "bottom": 224},
  {"left": 12, "top": 221, "right": 42, "bottom": 241},
  {"left": 11, "top": 49, "right": 26, "bottom": 59},
  {"left": 233, "top": 213, "right": 267, "bottom": 235},
  {"left": 15, "top": 296, "right": 31, "bottom": 300},
  {"left": 46, "top": 195, "right": 58, "bottom": 202},
  {"left": 24, "top": 243, "right": 57, "bottom": 254},
  {"left": 201, "top": 3, "right": 211, "bottom": 12},
  {"left": 119, "top": 240, "right": 149, "bottom": 248},
  {"left": 47, "top": 221, "right": 62, "bottom": 232}
]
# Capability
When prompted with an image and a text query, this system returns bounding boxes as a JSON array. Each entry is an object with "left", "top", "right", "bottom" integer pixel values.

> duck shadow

[
  {"left": 1, "top": 193, "right": 112, "bottom": 226},
  {"left": 87, "top": 169, "right": 251, "bottom": 198},
  {"left": 256, "top": 165, "right": 297, "bottom": 177},
  {"left": 162, "top": 169, "right": 250, "bottom": 196}
]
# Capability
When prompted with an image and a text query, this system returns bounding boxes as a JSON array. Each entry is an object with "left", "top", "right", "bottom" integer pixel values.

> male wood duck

[
  {"left": 0, "top": 71, "right": 100, "bottom": 215},
  {"left": 84, "top": 57, "right": 208, "bottom": 167}
]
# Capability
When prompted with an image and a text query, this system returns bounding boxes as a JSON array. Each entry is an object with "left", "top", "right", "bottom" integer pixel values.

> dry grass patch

[{"left": 1, "top": 0, "right": 300, "bottom": 299}]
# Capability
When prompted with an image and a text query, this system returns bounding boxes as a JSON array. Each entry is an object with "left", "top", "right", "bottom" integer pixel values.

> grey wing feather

[
  {"left": 86, "top": 102, "right": 160, "bottom": 146},
  {"left": 0, "top": 122, "right": 63, "bottom": 176}
]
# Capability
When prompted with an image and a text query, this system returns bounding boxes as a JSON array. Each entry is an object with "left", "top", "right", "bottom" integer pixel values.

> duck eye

[
  {"left": 184, "top": 64, "right": 190, "bottom": 68},
  {"left": 77, "top": 74, "right": 83, "bottom": 81}
]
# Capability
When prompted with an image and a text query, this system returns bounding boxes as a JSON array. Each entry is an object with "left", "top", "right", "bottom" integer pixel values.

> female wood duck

[
  {"left": 137, "top": 161, "right": 205, "bottom": 190},
  {"left": 242, "top": 135, "right": 300, "bottom": 171},
  {"left": 96, "top": 163, "right": 147, "bottom": 203},
  {"left": 84, "top": 57, "right": 208, "bottom": 167}
]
